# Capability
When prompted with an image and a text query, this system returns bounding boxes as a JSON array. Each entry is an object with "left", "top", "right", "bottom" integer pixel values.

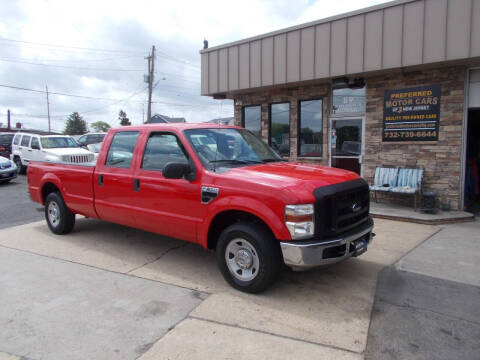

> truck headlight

[{"left": 285, "top": 204, "right": 314, "bottom": 240}]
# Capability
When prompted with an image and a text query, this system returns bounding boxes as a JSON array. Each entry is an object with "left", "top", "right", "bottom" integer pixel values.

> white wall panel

[{"left": 347, "top": 15, "right": 364, "bottom": 74}]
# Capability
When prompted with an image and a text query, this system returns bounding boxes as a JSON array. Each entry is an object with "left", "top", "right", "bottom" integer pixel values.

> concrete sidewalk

[
  {"left": 366, "top": 219, "right": 480, "bottom": 359},
  {"left": 1, "top": 216, "right": 478, "bottom": 359}
]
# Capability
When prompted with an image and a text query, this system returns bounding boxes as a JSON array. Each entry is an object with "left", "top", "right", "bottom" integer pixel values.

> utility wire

[
  {"left": 0, "top": 37, "right": 145, "bottom": 54},
  {"left": 0, "top": 58, "right": 144, "bottom": 71},
  {"left": 0, "top": 83, "right": 225, "bottom": 107}
]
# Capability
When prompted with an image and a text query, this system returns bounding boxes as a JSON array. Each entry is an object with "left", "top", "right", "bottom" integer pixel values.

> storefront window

[
  {"left": 242, "top": 105, "right": 262, "bottom": 138},
  {"left": 332, "top": 87, "right": 366, "bottom": 114},
  {"left": 269, "top": 103, "right": 290, "bottom": 157},
  {"left": 298, "top": 99, "right": 323, "bottom": 157}
]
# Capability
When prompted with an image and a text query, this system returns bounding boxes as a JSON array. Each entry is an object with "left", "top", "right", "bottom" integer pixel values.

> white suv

[{"left": 11, "top": 133, "right": 95, "bottom": 174}]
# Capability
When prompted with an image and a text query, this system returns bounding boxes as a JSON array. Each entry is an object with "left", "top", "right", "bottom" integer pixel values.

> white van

[{"left": 11, "top": 133, "right": 95, "bottom": 174}]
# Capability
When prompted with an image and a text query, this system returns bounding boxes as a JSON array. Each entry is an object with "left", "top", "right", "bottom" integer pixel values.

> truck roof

[{"left": 109, "top": 123, "right": 242, "bottom": 132}]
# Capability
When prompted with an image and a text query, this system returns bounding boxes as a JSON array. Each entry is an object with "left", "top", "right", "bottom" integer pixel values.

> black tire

[
  {"left": 45, "top": 192, "right": 75, "bottom": 235},
  {"left": 216, "top": 222, "right": 282, "bottom": 293},
  {"left": 14, "top": 157, "right": 26, "bottom": 175},
  {"left": 0, "top": 179, "right": 11, "bottom": 184}
]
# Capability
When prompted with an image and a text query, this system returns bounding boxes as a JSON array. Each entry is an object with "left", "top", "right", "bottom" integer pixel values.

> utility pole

[
  {"left": 7, "top": 109, "right": 11, "bottom": 130},
  {"left": 46, "top": 85, "right": 51, "bottom": 133},
  {"left": 145, "top": 45, "right": 155, "bottom": 123}
]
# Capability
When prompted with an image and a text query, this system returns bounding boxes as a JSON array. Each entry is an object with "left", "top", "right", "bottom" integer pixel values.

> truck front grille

[
  {"left": 62, "top": 154, "right": 94, "bottom": 164},
  {"left": 313, "top": 178, "right": 370, "bottom": 240}
]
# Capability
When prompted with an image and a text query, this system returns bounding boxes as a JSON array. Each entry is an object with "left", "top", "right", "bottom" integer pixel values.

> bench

[{"left": 370, "top": 167, "right": 424, "bottom": 210}]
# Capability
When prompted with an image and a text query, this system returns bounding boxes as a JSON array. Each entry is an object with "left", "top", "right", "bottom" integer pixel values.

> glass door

[{"left": 330, "top": 117, "right": 364, "bottom": 175}]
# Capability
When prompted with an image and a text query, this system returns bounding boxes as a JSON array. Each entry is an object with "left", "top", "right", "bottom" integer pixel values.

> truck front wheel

[
  {"left": 216, "top": 222, "right": 282, "bottom": 293},
  {"left": 45, "top": 192, "right": 75, "bottom": 235}
]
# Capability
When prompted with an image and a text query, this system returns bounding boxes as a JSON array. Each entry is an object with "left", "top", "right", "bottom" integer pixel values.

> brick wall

[{"left": 231, "top": 65, "right": 466, "bottom": 210}]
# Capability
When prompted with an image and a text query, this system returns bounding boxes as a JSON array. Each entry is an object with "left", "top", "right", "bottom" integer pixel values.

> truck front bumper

[{"left": 280, "top": 218, "right": 374, "bottom": 270}]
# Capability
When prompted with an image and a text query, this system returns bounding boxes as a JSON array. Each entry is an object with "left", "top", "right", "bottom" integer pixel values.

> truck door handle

[
  {"left": 27, "top": 149, "right": 32, "bottom": 152},
  {"left": 133, "top": 178, "right": 140, "bottom": 192},
  {"left": 98, "top": 174, "right": 104, "bottom": 187}
]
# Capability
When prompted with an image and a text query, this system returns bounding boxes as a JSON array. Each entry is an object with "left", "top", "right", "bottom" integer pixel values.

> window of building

[
  {"left": 332, "top": 86, "right": 366, "bottom": 114},
  {"left": 269, "top": 102, "right": 290, "bottom": 157},
  {"left": 298, "top": 99, "right": 323, "bottom": 157},
  {"left": 242, "top": 105, "right": 262, "bottom": 138},
  {"left": 142, "top": 133, "right": 188, "bottom": 171},
  {"left": 105, "top": 131, "right": 139, "bottom": 168},
  {"left": 21, "top": 135, "right": 31, "bottom": 147}
]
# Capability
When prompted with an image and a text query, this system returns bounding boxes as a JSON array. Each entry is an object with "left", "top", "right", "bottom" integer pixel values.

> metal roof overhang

[{"left": 200, "top": 0, "right": 480, "bottom": 96}]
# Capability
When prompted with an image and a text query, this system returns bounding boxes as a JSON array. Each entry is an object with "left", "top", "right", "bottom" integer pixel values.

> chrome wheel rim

[
  {"left": 225, "top": 238, "right": 260, "bottom": 282},
  {"left": 47, "top": 201, "right": 61, "bottom": 228}
]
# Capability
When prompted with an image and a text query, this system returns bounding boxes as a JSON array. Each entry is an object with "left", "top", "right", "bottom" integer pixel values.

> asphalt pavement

[{"left": 0, "top": 174, "right": 44, "bottom": 229}]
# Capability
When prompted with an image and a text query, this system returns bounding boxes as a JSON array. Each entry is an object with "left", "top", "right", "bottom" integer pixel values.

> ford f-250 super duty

[{"left": 28, "top": 124, "right": 373, "bottom": 293}]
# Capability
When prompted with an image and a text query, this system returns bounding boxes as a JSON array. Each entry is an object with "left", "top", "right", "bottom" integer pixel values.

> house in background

[
  {"left": 151, "top": 114, "right": 186, "bottom": 123},
  {"left": 206, "top": 117, "right": 235, "bottom": 125}
]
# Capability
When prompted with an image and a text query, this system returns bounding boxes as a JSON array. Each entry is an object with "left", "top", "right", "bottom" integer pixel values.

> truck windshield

[
  {"left": 184, "top": 128, "right": 283, "bottom": 170},
  {"left": 41, "top": 137, "right": 79, "bottom": 149}
]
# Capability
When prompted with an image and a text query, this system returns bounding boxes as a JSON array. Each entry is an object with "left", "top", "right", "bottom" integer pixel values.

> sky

[{"left": 0, "top": 0, "right": 389, "bottom": 133}]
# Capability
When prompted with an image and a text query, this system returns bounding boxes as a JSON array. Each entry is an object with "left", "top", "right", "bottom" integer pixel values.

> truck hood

[
  {"left": 43, "top": 148, "right": 92, "bottom": 156},
  {"left": 221, "top": 162, "right": 360, "bottom": 201}
]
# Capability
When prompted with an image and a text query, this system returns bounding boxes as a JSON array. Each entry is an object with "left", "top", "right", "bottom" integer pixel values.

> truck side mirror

[
  {"left": 31, "top": 144, "right": 40, "bottom": 150},
  {"left": 163, "top": 162, "right": 191, "bottom": 179}
]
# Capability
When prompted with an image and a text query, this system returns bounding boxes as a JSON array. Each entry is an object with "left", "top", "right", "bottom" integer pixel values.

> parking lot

[{"left": 1, "top": 175, "right": 479, "bottom": 359}]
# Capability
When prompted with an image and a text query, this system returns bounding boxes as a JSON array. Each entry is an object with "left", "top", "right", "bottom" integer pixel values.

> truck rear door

[{"left": 93, "top": 130, "right": 141, "bottom": 227}]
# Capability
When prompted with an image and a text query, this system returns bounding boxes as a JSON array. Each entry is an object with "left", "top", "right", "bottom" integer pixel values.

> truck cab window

[
  {"left": 105, "top": 131, "right": 139, "bottom": 168},
  {"left": 142, "top": 133, "right": 188, "bottom": 171}
]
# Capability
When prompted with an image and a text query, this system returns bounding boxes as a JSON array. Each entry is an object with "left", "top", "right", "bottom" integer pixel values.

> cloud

[{"left": 0, "top": 0, "right": 388, "bottom": 132}]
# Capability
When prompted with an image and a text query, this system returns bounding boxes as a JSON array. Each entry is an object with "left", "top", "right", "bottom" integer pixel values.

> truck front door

[
  {"left": 93, "top": 130, "right": 140, "bottom": 227},
  {"left": 133, "top": 131, "right": 203, "bottom": 243}
]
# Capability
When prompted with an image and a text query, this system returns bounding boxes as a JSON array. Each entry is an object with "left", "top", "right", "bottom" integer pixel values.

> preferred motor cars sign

[{"left": 383, "top": 85, "right": 441, "bottom": 141}]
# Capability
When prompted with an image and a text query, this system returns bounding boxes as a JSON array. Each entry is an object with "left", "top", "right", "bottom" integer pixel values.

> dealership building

[{"left": 200, "top": 0, "right": 480, "bottom": 211}]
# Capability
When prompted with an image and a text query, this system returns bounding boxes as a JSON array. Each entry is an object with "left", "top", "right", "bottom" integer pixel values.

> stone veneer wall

[
  {"left": 232, "top": 65, "right": 466, "bottom": 210},
  {"left": 364, "top": 66, "right": 465, "bottom": 210}
]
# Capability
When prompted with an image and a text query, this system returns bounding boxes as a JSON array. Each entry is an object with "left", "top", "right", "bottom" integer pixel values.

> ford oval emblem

[{"left": 351, "top": 203, "right": 361, "bottom": 212}]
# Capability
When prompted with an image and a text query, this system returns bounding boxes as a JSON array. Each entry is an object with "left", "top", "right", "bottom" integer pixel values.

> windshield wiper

[
  {"left": 261, "top": 158, "right": 283, "bottom": 163},
  {"left": 209, "top": 159, "right": 262, "bottom": 165}
]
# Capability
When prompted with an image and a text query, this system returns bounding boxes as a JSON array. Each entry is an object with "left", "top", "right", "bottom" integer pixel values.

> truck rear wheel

[
  {"left": 216, "top": 222, "right": 282, "bottom": 293},
  {"left": 45, "top": 192, "right": 75, "bottom": 235}
]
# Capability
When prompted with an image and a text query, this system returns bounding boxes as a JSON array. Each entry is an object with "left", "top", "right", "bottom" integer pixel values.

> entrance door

[{"left": 330, "top": 117, "right": 364, "bottom": 175}]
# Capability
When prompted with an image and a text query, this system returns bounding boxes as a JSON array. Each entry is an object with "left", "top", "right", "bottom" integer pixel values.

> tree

[
  {"left": 90, "top": 121, "right": 111, "bottom": 132},
  {"left": 64, "top": 112, "right": 88, "bottom": 135},
  {"left": 119, "top": 110, "right": 131, "bottom": 126}
]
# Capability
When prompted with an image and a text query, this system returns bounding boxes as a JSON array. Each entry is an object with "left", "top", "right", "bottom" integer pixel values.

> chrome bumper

[{"left": 280, "top": 219, "right": 374, "bottom": 270}]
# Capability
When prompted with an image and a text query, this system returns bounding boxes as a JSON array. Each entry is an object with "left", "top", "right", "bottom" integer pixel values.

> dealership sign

[{"left": 383, "top": 85, "right": 441, "bottom": 141}]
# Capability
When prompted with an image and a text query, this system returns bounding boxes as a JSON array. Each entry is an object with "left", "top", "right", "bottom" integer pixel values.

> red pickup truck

[{"left": 28, "top": 124, "right": 373, "bottom": 293}]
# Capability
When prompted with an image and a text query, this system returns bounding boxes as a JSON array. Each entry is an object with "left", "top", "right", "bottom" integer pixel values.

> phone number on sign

[{"left": 384, "top": 130, "right": 437, "bottom": 139}]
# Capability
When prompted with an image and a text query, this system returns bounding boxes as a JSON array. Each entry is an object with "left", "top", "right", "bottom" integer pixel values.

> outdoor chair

[
  {"left": 369, "top": 167, "right": 399, "bottom": 203},
  {"left": 389, "top": 168, "right": 424, "bottom": 210}
]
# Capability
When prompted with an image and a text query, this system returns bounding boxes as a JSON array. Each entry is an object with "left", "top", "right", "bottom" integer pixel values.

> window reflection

[
  {"left": 270, "top": 103, "right": 290, "bottom": 157},
  {"left": 299, "top": 99, "right": 323, "bottom": 157},
  {"left": 242, "top": 106, "right": 262, "bottom": 138}
]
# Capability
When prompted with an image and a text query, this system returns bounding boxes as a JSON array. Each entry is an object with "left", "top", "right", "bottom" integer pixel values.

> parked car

[
  {"left": 11, "top": 133, "right": 95, "bottom": 174},
  {"left": 77, "top": 133, "right": 106, "bottom": 148},
  {"left": 0, "top": 155, "right": 18, "bottom": 184},
  {"left": 27, "top": 124, "right": 373, "bottom": 293},
  {"left": 0, "top": 132, "right": 15, "bottom": 158}
]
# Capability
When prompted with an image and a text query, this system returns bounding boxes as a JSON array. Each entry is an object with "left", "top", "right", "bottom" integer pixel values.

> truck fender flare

[
  {"left": 200, "top": 196, "right": 289, "bottom": 247},
  {"left": 39, "top": 173, "right": 64, "bottom": 204}
]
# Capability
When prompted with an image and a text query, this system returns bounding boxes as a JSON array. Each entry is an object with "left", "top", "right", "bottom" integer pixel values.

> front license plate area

[{"left": 352, "top": 236, "right": 368, "bottom": 256}]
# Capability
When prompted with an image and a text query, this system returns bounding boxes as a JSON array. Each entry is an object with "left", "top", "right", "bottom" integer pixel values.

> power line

[
  {"left": 0, "top": 83, "right": 227, "bottom": 108},
  {"left": 0, "top": 58, "right": 144, "bottom": 72},
  {"left": 0, "top": 37, "right": 145, "bottom": 54}
]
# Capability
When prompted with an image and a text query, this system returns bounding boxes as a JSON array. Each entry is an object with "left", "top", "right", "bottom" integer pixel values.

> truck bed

[{"left": 28, "top": 162, "right": 98, "bottom": 218}]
